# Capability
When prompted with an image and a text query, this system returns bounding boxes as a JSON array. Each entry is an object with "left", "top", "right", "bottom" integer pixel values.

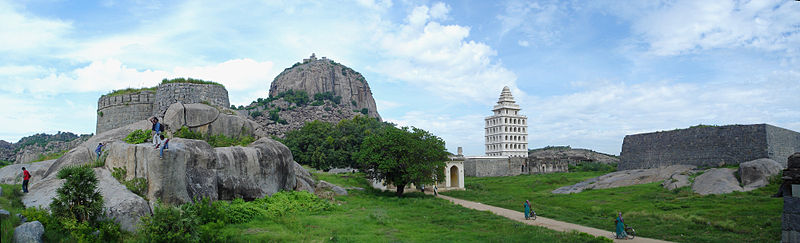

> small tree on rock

[
  {"left": 50, "top": 165, "right": 104, "bottom": 224},
  {"left": 355, "top": 126, "right": 448, "bottom": 196}
]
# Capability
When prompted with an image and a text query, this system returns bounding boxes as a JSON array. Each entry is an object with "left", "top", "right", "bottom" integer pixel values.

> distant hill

[
  {"left": 0, "top": 131, "right": 91, "bottom": 163},
  {"left": 528, "top": 146, "right": 619, "bottom": 165}
]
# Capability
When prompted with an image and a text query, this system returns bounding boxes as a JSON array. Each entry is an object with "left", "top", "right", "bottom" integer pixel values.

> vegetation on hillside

[
  {"left": 568, "top": 162, "right": 618, "bottom": 173},
  {"left": 161, "top": 77, "right": 224, "bottom": 87},
  {"left": 355, "top": 126, "right": 449, "bottom": 196},
  {"left": 443, "top": 172, "right": 782, "bottom": 242},
  {"left": 11, "top": 131, "right": 85, "bottom": 153},
  {"left": 124, "top": 129, "right": 152, "bottom": 144},
  {"left": 30, "top": 150, "right": 68, "bottom": 163},
  {"left": 281, "top": 116, "right": 387, "bottom": 171}
]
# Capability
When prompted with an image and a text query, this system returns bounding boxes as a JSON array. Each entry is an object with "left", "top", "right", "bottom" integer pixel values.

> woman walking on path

[
  {"left": 615, "top": 211, "right": 627, "bottom": 239},
  {"left": 523, "top": 200, "right": 531, "bottom": 220}
]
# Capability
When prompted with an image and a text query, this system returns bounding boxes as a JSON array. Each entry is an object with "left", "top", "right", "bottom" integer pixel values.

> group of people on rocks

[
  {"left": 522, "top": 200, "right": 629, "bottom": 239},
  {"left": 23, "top": 117, "right": 172, "bottom": 194}
]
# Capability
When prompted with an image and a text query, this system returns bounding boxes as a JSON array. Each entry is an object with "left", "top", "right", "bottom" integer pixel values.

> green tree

[
  {"left": 50, "top": 166, "right": 104, "bottom": 224},
  {"left": 355, "top": 126, "right": 448, "bottom": 196},
  {"left": 283, "top": 116, "right": 386, "bottom": 170}
]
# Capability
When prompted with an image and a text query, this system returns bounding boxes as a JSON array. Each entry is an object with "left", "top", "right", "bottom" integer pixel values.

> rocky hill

[
  {"left": 242, "top": 54, "right": 381, "bottom": 137},
  {"left": 269, "top": 54, "right": 380, "bottom": 120},
  {"left": 0, "top": 131, "right": 91, "bottom": 163},
  {"left": 528, "top": 146, "right": 619, "bottom": 165}
]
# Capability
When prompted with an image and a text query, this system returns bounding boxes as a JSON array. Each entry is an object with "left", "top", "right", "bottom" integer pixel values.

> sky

[{"left": 0, "top": 0, "right": 798, "bottom": 156}]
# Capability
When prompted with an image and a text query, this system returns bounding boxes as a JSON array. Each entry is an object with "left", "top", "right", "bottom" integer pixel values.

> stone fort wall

[
  {"left": 96, "top": 83, "right": 230, "bottom": 134},
  {"left": 154, "top": 83, "right": 229, "bottom": 117},
  {"left": 620, "top": 124, "right": 800, "bottom": 170},
  {"left": 464, "top": 157, "right": 566, "bottom": 177},
  {"left": 96, "top": 91, "right": 156, "bottom": 135}
]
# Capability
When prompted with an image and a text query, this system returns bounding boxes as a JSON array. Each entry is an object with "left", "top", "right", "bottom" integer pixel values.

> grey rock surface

[
  {"left": 293, "top": 161, "right": 316, "bottom": 194},
  {"left": 552, "top": 165, "right": 695, "bottom": 194},
  {"left": 13, "top": 221, "right": 44, "bottom": 243},
  {"left": 0, "top": 209, "right": 9, "bottom": 218},
  {"left": 692, "top": 168, "right": 744, "bottom": 195},
  {"left": 0, "top": 160, "right": 56, "bottom": 184},
  {"left": 163, "top": 103, "right": 263, "bottom": 139},
  {"left": 316, "top": 180, "right": 348, "bottom": 196},
  {"left": 739, "top": 158, "right": 783, "bottom": 190},
  {"left": 662, "top": 173, "right": 691, "bottom": 190}
]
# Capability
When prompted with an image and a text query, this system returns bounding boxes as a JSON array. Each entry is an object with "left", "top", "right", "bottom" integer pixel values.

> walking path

[{"left": 436, "top": 194, "right": 672, "bottom": 243}]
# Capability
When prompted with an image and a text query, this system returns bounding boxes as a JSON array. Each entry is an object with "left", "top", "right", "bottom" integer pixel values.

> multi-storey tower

[{"left": 485, "top": 86, "right": 528, "bottom": 157}]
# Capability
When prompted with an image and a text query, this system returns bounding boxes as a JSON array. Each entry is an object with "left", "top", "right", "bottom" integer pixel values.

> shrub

[
  {"left": 31, "top": 150, "right": 68, "bottom": 162},
  {"left": 138, "top": 203, "right": 199, "bottom": 243},
  {"left": 217, "top": 198, "right": 267, "bottom": 224},
  {"left": 278, "top": 119, "right": 288, "bottom": 125},
  {"left": 269, "top": 108, "right": 280, "bottom": 122},
  {"left": 253, "top": 191, "right": 334, "bottom": 217},
  {"left": 98, "top": 111, "right": 103, "bottom": 117},
  {"left": 249, "top": 110, "right": 263, "bottom": 118},
  {"left": 175, "top": 126, "right": 203, "bottom": 140},
  {"left": 124, "top": 178, "right": 148, "bottom": 198},
  {"left": 51, "top": 166, "right": 104, "bottom": 224},
  {"left": 324, "top": 106, "right": 333, "bottom": 111},
  {"left": 351, "top": 100, "right": 357, "bottom": 106},
  {"left": 125, "top": 129, "right": 152, "bottom": 144},
  {"left": 205, "top": 134, "right": 255, "bottom": 147},
  {"left": 360, "top": 108, "right": 368, "bottom": 115},
  {"left": 311, "top": 100, "right": 324, "bottom": 106},
  {"left": 161, "top": 77, "right": 224, "bottom": 87}
]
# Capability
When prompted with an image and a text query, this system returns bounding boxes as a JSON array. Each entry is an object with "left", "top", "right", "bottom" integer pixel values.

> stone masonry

[
  {"left": 464, "top": 156, "right": 566, "bottom": 177},
  {"left": 96, "top": 83, "right": 230, "bottom": 134},
  {"left": 96, "top": 91, "right": 156, "bottom": 135},
  {"left": 620, "top": 124, "right": 800, "bottom": 170}
]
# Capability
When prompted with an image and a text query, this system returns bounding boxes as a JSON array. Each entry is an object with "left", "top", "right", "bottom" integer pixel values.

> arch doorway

[{"left": 450, "top": 166, "right": 459, "bottom": 188}]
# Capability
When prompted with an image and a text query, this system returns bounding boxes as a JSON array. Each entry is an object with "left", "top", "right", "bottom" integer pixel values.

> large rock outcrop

[
  {"left": 105, "top": 137, "right": 297, "bottom": 204},
  {"left": 0, "top": 132, "right": 91, "bottom": 164},
  {"left": 528, "top": 147, "right": 619, "bottom": 165},
  {"left": 738, "top": 158, "right": 783, "bottom": 189},
  {"left": 0, "top": 160, "right": 55, "bottom": 184},
  {"left": 268, "top": 54, "right": 381, "bottom": 120},
  {"left": 552, "top": 165, "right": 695, "bottom": 194},
  {"left": 163, "top": 102, "right": 263, "bottom": 139},
  {"left": 692, "top": 168, "right": 744, "bottom": 195},
  {"left": 13, "top": 221, "right": 44, "bottom": 243}
]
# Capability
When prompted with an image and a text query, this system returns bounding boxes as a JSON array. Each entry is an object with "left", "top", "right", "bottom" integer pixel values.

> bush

[
  {"left": 125, "top": 129, "right": 152, "bottom": 144},
  {"left": 249, "top": 110, "right": 263, "bottom": 118},
  {"left": 161, "top": 77, "right": 224, "bottom": 87},
  {"left": 253, "top": 191, "right": 334, "bottom": 217},
  {"left": 217, "top": 198, "right": 267, "bottom": 224},
  {"left": 311, "top": 100, "right": 324, "bottom": 106},
  {"left": 138, "top": 203, "right": 199, "bottom": 243},
  {"left": 269, "top": 108, "right": 280, "bottom": 122},
  {"left": 205, "top": 134, "right": 255, "bottom": 147},
  {"left": 351, "top": 100, "right": 357, "bottom": 106},
  {"left": 51, "top": 166, "right": 104, "bottom": 224},
  {"left": 175, "top": 126, "right": 203, "bottom": 140},
  {"left": 360, "top": 108, "right": 369, "bottom": 115},
  {"left": 124, "top": 178, "right": 148, "bottom": 198}
]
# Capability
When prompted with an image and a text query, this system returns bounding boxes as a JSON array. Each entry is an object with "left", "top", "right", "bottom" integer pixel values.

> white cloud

[
  {"left": 387, "top": 111, "right": 486, "bottom": 155},
  {"left": 627, "top": 0, "right": 800, "bottom": 56},
  {"left": 496, "top": 0, "right": 565, "bottom": 45},
  {"left": 517, "top": 40, "right": 529, "bottom": 47},
  {"left": 0, "top": 1, "right": 72, "bottom": 54}
]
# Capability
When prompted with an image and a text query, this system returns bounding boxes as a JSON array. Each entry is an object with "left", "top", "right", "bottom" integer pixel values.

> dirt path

[{"left": 436, "top": 194, "right": 672, "bottom": 243}]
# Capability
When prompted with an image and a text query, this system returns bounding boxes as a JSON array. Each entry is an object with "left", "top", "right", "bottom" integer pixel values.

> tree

[
  {"left": 283, "top": 115, "right": 387, "bottom": 170},
  {"left": 355, "top": 126, "right": 448, "bottom": 196},
  {"left": 50, "top": 166, "right": 104, "bottom": 224}
]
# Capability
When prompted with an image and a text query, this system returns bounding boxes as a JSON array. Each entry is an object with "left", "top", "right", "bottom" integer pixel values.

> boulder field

[
  {"left": 553, "top": 158, "right": 783, "bottom": 195},
  {"left": 0, "top": 103, "right": 318, "bottom": 232}
]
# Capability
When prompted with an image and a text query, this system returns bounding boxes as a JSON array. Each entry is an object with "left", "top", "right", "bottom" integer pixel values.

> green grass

[
  {"left": 161, "top": 77, "right": 224, "bottom": 87},
  {"left": 442, "top": 172, "right": 781, "bottom": 243},
  {"left": 216, "top": 173, "right": 609, "bottom": 242},
  {"left": 104, "top": 87, "right": 157, "bottom": 97},
  {"left": 0, "top": 184, "right": 25, "bottom": 242}
]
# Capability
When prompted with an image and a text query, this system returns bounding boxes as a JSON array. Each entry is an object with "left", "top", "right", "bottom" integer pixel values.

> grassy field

[
  {"left": 216, "top": 172, "right": 610, "bottom": 242},
  {"left": 442, "top": 171, "right": 782, "bottom": 243}
]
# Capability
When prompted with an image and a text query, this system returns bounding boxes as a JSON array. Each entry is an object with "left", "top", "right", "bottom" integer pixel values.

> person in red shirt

[{"left": 22, "top": 167, "right": 31, "bottom": 193}]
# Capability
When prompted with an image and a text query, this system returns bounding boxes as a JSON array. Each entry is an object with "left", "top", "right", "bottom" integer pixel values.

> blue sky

[{"left": 1, "top": 0, "right": 798, "bottom": 155}]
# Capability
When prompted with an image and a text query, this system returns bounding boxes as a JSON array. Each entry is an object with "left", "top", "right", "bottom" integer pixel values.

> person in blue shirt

[
  {"left": 150, "top": 117, "right": 162, "bottom": 148},
  {"left": 95, "top": 142, "right": 105, "bottom": 159}
]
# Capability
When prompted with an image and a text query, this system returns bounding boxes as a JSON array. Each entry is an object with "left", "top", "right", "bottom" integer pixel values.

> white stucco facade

[{"left": 485, "top": 86, "right": 528, "bottom": 157}]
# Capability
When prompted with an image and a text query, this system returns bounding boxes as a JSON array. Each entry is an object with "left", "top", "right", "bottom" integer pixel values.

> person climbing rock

[
  {"left": 151, "top": 117, "right": 163, "bottom": 148},
  {"left": 22, "top": 167, "right": 31, "bottom": 193},
  {"left": 95, "top": 142, "right": 105, "bottom": 159},
  {"left": 158, "top": 134, "right": 170, "bottom": 159}
]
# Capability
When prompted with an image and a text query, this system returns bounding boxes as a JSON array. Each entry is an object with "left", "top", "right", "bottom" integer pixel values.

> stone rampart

[
  {"left": 464, "top": 157, "right": 527, "bottom": 177},
  {"left": 96, "top": 91, "right": 156, "bottom": 135},
  {"left": 153, "top": 83, "right": 229, "bottom": 117},
  {"left": 620, "top": 124, "right": 800, "bottom": 170}
]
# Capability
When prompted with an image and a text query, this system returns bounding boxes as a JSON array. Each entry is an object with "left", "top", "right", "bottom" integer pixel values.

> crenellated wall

[
  {"left": 620, "top": 124, "right": 800, "bottom": 170},
  {"left": 96, "top": 82, "right": 230, "bottom": 135},
  {"left": 96, "top": 91, "right": 156, "bottom": 135},
  {"left": 154, "top": 83, "right": 229, "bottom": 117}
]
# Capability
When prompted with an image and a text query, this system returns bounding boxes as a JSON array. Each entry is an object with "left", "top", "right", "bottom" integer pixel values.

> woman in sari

[
  {"left": 616, "top": 211, "right": 627, "bottom": 239},
  {"left": 523, "top": 200, "right": 531, "bottom": 220}
]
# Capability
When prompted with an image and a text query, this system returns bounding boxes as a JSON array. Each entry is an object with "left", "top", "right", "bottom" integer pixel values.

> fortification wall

[
  {"left": 767, "top": 125, "right": 800, "bottom": 167},
  {"left": 619, "top": 124, "right": 796, "bottom": 170},
  {"left": 96, "top": 91, "right": 155, "bottom": 134},
  {"left": 154, "top": 83, "right": 229, "bottom": 117},
  {"left": 464, "top": 157, "right": 526, "bottom": 177}
]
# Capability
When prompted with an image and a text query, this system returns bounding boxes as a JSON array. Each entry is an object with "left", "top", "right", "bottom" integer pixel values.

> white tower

[{"left": 485, "top": 86, "right": 528, "bottom": 157}]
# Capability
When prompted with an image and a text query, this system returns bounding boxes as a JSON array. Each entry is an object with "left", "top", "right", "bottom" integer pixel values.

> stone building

[
  {"left": 485, "top": 86, "right": 528, "bottom": 157},
  {"left": 96, "top": 82, "right": 230, "bottom": 134},
  {"left": 371, "top": 147, "right": 466, "bottom": 192},
  {"left": 463, "top": 156, "right": 567, "bottom": 177},
  {"left": 620, "top": 124, "right": 800, "bottom": 170}
]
